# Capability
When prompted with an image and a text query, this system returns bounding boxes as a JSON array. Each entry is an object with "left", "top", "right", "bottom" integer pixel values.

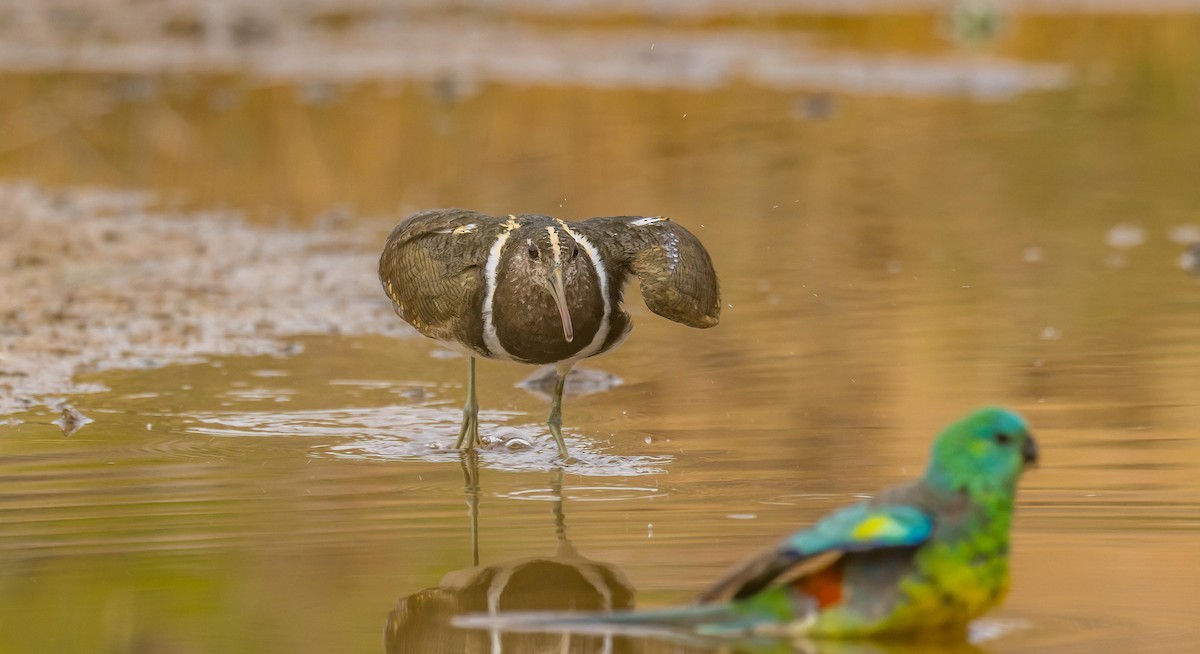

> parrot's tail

[{"left": 453, "top": 603, "right": 784, "bottom": 641}]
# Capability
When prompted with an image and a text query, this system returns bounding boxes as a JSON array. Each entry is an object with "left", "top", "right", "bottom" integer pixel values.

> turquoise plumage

[{"left": 457, "top": 408, "right": 1038, "bottom": 642}]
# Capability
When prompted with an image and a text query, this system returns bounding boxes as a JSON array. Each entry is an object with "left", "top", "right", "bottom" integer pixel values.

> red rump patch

[{"left": 793, "top": 561, "right": 844, "bottom": 608}]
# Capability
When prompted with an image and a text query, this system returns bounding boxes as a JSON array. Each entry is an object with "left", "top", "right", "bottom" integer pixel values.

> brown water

[{"left": 2, "top": 10, "right": 1200, "bottom": 654}]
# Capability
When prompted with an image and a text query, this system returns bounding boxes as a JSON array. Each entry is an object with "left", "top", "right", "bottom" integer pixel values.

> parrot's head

[{"left": 925, "top": 407, "right": 1038, "bottom": 497}]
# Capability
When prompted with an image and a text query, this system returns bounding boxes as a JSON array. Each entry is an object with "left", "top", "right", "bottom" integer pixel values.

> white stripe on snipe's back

[
  {"left": 546, "top": 226, "right": 562, "bottom": 267},
  {"left": 434, "top": 222, "right": 477, "bottom": 235},
  {"left": 556, "top": 219, "right": 610, "bottom": 362},
  {"left": 631, "top": 216, "right": 667, "bottom": 226},
  {"left": 482, "top": 221, "right": 520, "bottom": 360}
]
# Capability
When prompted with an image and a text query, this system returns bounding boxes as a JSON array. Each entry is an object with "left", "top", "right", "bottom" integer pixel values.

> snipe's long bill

[{"left": 379, "top": 209, "right": 721, "bottom": 458}]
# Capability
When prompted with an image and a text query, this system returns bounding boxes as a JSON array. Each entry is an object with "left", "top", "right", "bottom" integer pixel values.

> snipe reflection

[{"left": 385, "top": 452, "right": 638, "bottom": 653}]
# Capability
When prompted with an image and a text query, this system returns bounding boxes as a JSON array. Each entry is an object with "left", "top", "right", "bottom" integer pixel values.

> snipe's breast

[{"left": 489, "top": 255, "right": 607, "bottom": 364}]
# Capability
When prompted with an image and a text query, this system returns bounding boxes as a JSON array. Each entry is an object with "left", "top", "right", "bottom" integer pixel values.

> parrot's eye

[
  {"left": 994, "top": 433, "right": 1012, "bottom": 446},
  {"left": 527, "top": 243, "right": 539, "bottom": 259}
]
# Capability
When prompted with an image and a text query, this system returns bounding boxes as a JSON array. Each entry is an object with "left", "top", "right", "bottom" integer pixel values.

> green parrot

[{"left": 456, "top": 407, "right": 1038, "bottom": 641}]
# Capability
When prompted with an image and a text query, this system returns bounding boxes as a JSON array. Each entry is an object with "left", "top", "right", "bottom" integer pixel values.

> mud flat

[{"left": 0, "top": 182, "right": 410, "bottom": 414}]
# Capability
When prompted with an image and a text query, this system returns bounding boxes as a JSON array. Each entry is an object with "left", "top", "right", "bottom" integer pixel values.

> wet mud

[{"left": 0, "top": 182, "right": 410, "bottom": 413}]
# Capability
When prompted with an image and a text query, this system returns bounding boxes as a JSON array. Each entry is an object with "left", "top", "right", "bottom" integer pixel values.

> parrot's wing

[{"left": 697, "top": 503, "right": 933, "bottom": 603}]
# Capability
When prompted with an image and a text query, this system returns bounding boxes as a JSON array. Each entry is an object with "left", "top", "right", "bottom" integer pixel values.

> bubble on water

[
  {"left": 1167, "top": 224, "right": 1200, "bottom": 245},
  {"left": 1106, "top": 223, "right": 1145, "bottom": 249}
]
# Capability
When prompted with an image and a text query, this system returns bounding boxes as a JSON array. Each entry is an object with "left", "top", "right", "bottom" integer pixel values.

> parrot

[{"left": 455, "top": 407, "right": 1038, "bottom": 642}]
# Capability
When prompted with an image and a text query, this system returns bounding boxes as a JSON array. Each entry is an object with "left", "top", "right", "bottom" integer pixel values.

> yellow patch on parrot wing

[{"left": 851, "top": 515, "right": 909, "bottom": 541}]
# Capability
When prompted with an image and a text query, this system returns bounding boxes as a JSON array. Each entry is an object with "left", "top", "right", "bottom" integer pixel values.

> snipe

[{"left": 379, "top": 209, "right": 720, "bottom": 458}]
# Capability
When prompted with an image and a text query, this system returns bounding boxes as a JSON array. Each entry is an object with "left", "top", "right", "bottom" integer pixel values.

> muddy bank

[{"left": 0, "top": 182, "right": 410, "bottom": 414}]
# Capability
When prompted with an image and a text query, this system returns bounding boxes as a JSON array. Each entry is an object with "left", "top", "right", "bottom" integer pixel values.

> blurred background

[{"left": 0, "top": 1, "right": 1198, "bottom": 653}]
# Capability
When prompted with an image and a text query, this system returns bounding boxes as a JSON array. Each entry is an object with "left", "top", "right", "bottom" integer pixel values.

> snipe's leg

[
  {"left": 546, "top": 362, "right": 572, "bottom": 459},
  {"left": 454, "top": 356, "right": 481, "bottom": 449}
]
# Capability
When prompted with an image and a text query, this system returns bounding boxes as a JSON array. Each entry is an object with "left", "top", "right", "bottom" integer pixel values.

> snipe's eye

[
  {"left": 527, "top": 243, "right": 539, "bottom": 259},
  {"left": 571, "top": 245, "right": 579, "bottom": 259},
  {"left": 994, "top": 433, "right": 1012, "bottom": 446}
]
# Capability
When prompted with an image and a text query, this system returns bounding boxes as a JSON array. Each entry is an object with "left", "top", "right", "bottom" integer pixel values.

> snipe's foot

[
  {"left": 455, "top": 356, "right": 481, "bottom": 450},
  {"left": 455, "top": 407, "right": 480, "bottom": 449},
  {"left": 547, "top": 419, "right": 571, "bottom": 461}
]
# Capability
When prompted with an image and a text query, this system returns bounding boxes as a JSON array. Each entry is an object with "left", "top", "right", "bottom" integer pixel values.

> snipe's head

[
  {"left": 924, "top": 407, "right": 1038, "bottom": 497},
  {"left": 501, "top": 223, "right": 591, "bottom": 343}
]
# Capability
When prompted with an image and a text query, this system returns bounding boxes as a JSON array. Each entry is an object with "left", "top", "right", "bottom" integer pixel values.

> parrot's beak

[
  {"left": 1021, "top": 434, "right": 1039, "bottom": 467},
  {"left": 547, "top": 264, "right": 573, "bottom": 343}
]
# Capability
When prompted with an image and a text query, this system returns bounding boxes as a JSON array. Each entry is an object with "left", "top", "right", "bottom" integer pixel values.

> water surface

[{"left": 1, "top": 9, "right": 1199, "bottom": 654}]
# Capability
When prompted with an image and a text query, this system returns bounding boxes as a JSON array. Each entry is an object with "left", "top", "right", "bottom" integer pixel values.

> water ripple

[{"left": 185, "top": 405, "right": 672, "bottom": 476}]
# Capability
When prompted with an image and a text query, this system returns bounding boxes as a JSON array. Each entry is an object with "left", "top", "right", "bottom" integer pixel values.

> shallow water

[{"left": 2, "top": 9, "right": 1200, "bottom": 654}]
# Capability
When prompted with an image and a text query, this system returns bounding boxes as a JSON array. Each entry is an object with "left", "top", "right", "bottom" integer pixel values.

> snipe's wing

[
  {"left": 571, "top": 216, "right": 720, "bottom": 329},
  {"left": 379, "top": 209, "right": 509, "bottom": 341}
]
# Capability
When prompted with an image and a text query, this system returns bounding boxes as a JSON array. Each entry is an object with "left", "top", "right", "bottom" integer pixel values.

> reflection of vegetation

[
  {"left": 0, "top": 15, "right": 1194, "bottom": 223},
  {"left": 385, "top": 453, "right": 637, "bottom": 653},
  {"left": 944, "top": 0, "right": 1006, "bottom": 47}
]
